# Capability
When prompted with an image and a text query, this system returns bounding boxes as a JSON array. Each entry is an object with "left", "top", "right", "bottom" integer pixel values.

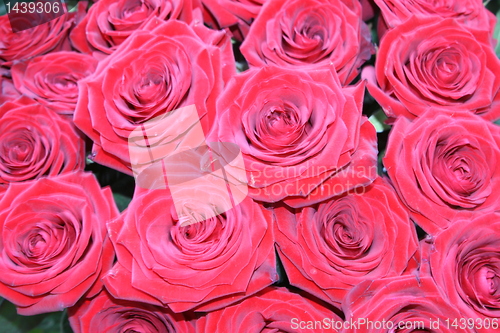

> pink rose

[
  {"left": 363, "top": 16, "right": 500, "bottom": 121},
  {"left": 74, "top": 19, "right": 235, "bottom": 175},
  {"left": 0, "top": 97, "right": 84, "bottom": 187},
  {"left": 0, "top": 13, "right": 73, "bottom": 67},
  {"left": 70, "top": 0, "right": 200, "bottom": 58},
  {"left": 0, "top": 172, "right": 117, "bottom": 315},
  {"left": 275, "top": 177, "right": 418, "bottom": 306},
  {"left": 11, "top": 51, "right": 98, "bottom": 115},
  {"left": 240, "top": 0, "right": 374, "bottom": 85},
  {"left": 103, "top": 187, "right": 276, "bottom": 312},
  {"left": 384, "top": 109, "right": 500, "bottom": 235},
  {"left": 429, "top": 213, "right": 500, "bottom": 321},
  {"left": 207, "top": 66, "right": 378, "bottom": 207}
]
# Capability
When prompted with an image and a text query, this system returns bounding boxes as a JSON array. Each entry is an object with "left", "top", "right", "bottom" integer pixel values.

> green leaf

[
  {"left": 0, "top": 298, "right": 72, "bottom": 333},
  {"left": 368, "top": 109, "right": 390, "bottom": 133},
  {"left": 113, "top": 192, "right": 132, "bottom": 212},
  {"left": 59, "top": 310, "right": 73, "bottom": 333},
  {"left": 494, "top": 9, "right": 500, "bottom": 58}
]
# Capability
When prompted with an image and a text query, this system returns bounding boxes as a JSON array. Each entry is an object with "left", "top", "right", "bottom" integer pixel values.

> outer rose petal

[
  {"left": 0, "top": 69, "right": 21, "bottom": 105},
  {"left": 196, "top": 287, "right": 343, "bottom": 333},
  {"left": 360, "top": 0, "right": 376, "bottom": 21},
  {"left": 201, "top": 0, "right": 266, "bottom": 41},
  {"left": 343, "top": 276, "right": 475, "bottom": 333},
  {"left": 374, "top": 0, "right": 496, "bottom": 35},
  {"left": 68, "top": 290, "right": 195, "bottom": 333}
]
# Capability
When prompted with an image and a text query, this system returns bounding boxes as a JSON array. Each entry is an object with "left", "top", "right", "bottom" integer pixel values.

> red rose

[
  {"left": 374, "top": 0, "right": 496, "bottom": 34},
  {"left": 343, "top": 276, "right": 475, "bottom": 332},
  {"left": 11, "top": 51, "right": 98, "bottom": 115},
  {"left": 384, "top": 110, "right": 500, "bottom": 235},
  {"left": 103, "top": 187, "right": 276, "bottom": 312},
  {"left": 0, "top": 172, "right": 117, "bottom": 315},
  {"left": 240, "top": 0, "right": 374, "bottom": 85},
  {"left": 429, "top": 213, "right": 500, "bottom": 321},
  {"left": 68, "top": 290, "right": 195, "bottom": 333},
  {"left": 74, "top": 19, "right": 235, "bottom": 175},
  {"left": 207, "top": 66, "right": 378, "bottom": 207},
  {"left": 0, "top": 13, "right": 73, "bottom": 67},
  {"left": 70, "top": 0, "right": 200, "bottom": 59},
  {"left": 363, "top": 16, "right": 500, "bottom": 121},
  {"left": 275, "top": 177, "right": 418, "bottom": 306},
  {"left": 201, "top": 0, "right": 266, "bottom": 41},
  {"left": 0, "top": 97, "right": 84, "bottom": 187},
  {"left": 195, "top": 287, "right": 343, "bottom": 333}
]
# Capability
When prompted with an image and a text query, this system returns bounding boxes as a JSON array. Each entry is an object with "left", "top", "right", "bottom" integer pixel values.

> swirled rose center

[
  {"left": 405, "top": 41, "right": 479, "bottom": 104},
  {"left": 256, "top": 102, "right": 307, "bottom": 149},
  {"left": 473, "top": 265, "right": 500, "bottom": 305},
  {"left": 118, "top": 64, "right": 172, "bottom": 123},
  {"left": 53, "top": 76, "right": 77, "bottom": 89},
  {"left": 320, "top": 203, "right": 372, "bottom": 260},
  {"left": 266, "top": 109, "right": 296, "bottom": 133},
  {"left": 296, "top": 16, "right": 325, "bottom": 44},
  {"left": 433, "top": 52, "right": 460, "bottom": 82},
  {"left": 48, "top": 73, "right": 79, "bottom": 96},
  {"left": 121, "top": 0, "right": 151, "bottom": 21},
  {"left": 0, "top": 129, "right": 48, "bottom": 175},
  {"left": 170, "top": 215, "right": 225, "bottom": 256},
  {"left": 136, "top": 69, "right": 166, "bottom": 104},
  {"left": 431, "top": 137, "right": 489, "bottom": 207},
  {"left": 27, "top": 234, "right": 46, "bottom": 255},
  {"left": 281, "top": 9, "right": 330, "bottom": 61},
  {"left": 7, "top": 138, "right": 33, "bottom": 162},
  {"left": 458, "top": 246, "right": 500, "bottom": 314},
  {"left": 22, "top": 226, "right": 63, "bottom": 260},
  {"left": 12, "top": 218, "right": 76, "bottom": 270}
]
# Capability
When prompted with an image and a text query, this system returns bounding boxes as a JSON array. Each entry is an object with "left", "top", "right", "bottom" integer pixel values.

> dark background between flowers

[{"left": 1, "top": 0, "right": 500, "bottom": 332}]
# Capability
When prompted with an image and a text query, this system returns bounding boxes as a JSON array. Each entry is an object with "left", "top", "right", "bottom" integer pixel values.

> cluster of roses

[{"left": 1, "top": 0, "right": 500, "bottom": 332}]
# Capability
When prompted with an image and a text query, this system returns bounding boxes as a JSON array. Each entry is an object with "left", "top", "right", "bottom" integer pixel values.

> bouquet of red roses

[{"left": 1, "top": 0, "right": 500, "bottom": 332}]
